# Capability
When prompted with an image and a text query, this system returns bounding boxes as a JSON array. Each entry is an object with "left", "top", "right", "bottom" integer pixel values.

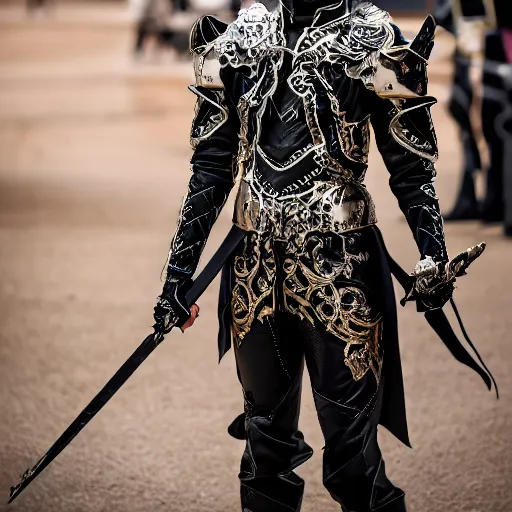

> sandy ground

[{"left": 0, "top": 4, "right": 511, "bottom": 512}]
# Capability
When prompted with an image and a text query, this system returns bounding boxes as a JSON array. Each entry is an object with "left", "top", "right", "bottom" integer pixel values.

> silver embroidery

[
  {"left": 214, "top": 3, "right": 285, "bottom": 78},
  {"left": 388, "top": 99, "right": 439, "bottom": 161},
  {"left": 189, "top": 86, "right": 229, "bottom": 148},
  {"left": 234, "top": 178, "right": 375, "bottom": 246}
]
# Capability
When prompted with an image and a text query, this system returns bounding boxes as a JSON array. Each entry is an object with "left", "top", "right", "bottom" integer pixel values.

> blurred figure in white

[
  {"left": 131, "top": 0, "right": 174, "bottom": 58},
  {"left": 130, "top": 0, "right": 245, "bottom": 59}
]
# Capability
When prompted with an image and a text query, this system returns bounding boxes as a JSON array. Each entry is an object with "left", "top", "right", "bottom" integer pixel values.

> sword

[
  {"left": 8, "top": 225, "right": 246, "bottom": 504},
  {"left": 400, "top": 243, "right": 487, "bottom": 307}
]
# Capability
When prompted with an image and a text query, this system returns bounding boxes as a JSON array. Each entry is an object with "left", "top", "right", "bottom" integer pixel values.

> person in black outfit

[
  {"left": 434, "top": 0, "right": 486, "bottom": 220},
  {"left": 172, "top": 0, "right": 188, "bottom": 11},
  {"left": 480, "top": 0, "right": 512, "bottom": 232},
  {"left": 152, "top": 2, "right": 494, "bottom": 510}
]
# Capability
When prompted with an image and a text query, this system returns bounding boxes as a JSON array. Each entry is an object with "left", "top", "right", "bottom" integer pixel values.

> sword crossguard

[
  {"left": 413, "top": 242, "right": 486, "bottom": 280},
  {"left": 401, "top": 242, "right": 486, "bottom": 309}
]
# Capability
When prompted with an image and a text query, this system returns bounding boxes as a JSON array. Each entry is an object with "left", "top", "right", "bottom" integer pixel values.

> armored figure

[{"left": 153, "top": 2, "right": 493, "bottom": 510}]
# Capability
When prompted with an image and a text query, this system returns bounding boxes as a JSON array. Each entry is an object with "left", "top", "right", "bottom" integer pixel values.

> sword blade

[
  {"left": 8, "top": 225, "right": 245, "bottom": 504},
  {"left": 9, "top": 331, "right": 162, "bottom": 503}
]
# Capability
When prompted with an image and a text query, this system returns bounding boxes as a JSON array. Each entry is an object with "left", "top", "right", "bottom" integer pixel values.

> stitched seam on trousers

[
  {"left": 246, "top": 380, "right": 296, "bottom": 420},
  {"left": 267, "top": 317, "right": 291, "bottom": 380},
  {"left": 371, "top": 489, "right": 405, "bottom": 511},
  {"left": 369, "top": 455, "right": 383, "bottom": 509},
  {"left": 357, "top": 387, "right": 379, "bottom": 420},
  {"left": 366, "top": 453, "right": 406, "bottom": 511},
  {"left": 323, "top": 415, "right": 381, "bottom": 486},
  {"left": 311, "top": 387, "right": 362, "bottom": 414},
  {"left": 245, "top": 435, "right": 258, "bottom": 477}
]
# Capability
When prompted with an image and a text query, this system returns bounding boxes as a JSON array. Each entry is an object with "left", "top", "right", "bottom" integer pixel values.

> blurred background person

[
  {"left": 436, "top": 0, "right": 512, "bottom": 235},
  {"left": 435, "top": 0, "right": 486, "bottom": 221},
  {"left": 138, "top": 0, "right": 244, "bottom": 58},
  {"left": 480, "top": 0, "right": 506, "bottom": 224},
  {"left": 481, "top": 0, "right": 512, "bottom": 234},
  {"left": 172, "top": 0, "right": 189, "bottom": 12},
  {"left": 26, "top": 0, "right": 54, "bottom": 16},
  {"left": 496, "top": 0, "right": 512, "bottom": 236},
  {"left": 132, "top": 0, "right": 173, "bottom": 59}
]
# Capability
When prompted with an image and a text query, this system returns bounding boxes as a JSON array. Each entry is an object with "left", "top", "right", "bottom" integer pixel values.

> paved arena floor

[{"left": 0, "top": 4, "right": 511, "bottom": 512}]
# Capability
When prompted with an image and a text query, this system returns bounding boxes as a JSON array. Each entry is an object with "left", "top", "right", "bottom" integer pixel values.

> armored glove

[
  {"left": 401, "top": 243, "right": 486, "bottom": 312},
  {"left": 153, "top": 272, "right": 193, "bottom": 333}
]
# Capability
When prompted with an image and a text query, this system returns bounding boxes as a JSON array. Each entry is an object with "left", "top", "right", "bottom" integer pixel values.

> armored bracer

[{"left": 164, "top": 16, "right": 239, "bottom": 278}]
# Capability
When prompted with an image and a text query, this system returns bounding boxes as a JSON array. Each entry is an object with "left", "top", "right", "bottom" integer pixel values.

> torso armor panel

[{"left": 190, "top": 2, "right": 438, "bottom": 248}]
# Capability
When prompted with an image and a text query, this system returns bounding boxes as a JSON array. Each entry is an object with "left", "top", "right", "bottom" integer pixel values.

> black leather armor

[
  {"left": 160, "top": 1, "right": 456, "bottom": 327},
  {"left": 154, "top": 3, "right": 492, "bottom": 511}
]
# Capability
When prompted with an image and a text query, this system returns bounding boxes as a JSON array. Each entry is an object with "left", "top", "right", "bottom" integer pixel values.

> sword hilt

[
  {"left": 414, "top": 242, "right": 486, "bottom": 280},
  {"left": 401, "top": 242, "right": 486, "bottom": 307}
]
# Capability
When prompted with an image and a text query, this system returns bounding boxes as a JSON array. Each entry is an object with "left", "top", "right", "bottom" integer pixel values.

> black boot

[
  {"left": 240, "top": 472, "right": 305, "bottom": 512},
  {"left": 444, "top": 131, "right": 481, "bottom": 220}
]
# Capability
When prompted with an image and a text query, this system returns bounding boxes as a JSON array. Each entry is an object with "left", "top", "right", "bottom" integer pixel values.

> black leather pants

[
  {"left": 233, "top": 311, "right": 405, "bottom": 512},
  {"left": 481, "top": 32, "right": 508, "bottom": 222},
  {"left": 445, "top": 52, "right": 481, "bottom": 220}
]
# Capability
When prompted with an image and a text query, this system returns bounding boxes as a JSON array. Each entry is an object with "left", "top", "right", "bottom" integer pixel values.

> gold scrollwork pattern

[
  {"left": 231, "top": 233, "right": 276, "bottom": 341},
  {"left": 231, "top": 232, "right": 383, "bottom": 384}
]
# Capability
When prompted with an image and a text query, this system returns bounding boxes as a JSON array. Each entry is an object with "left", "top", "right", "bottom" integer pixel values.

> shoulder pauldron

[
  {"left": 213, "top": 3, "right": 285, "bottom": 79},
  {"left": 339, "top": 4, "right": 439, "bottom": 161},
  {"left": 190, "top": 15, "right": 227, "bottom": 89},
  {"left": 189, "top": 16, "right": 229, "bottom": 147},
  {"left": 345, "top": 6, "right": 437, "bottom": 100}
]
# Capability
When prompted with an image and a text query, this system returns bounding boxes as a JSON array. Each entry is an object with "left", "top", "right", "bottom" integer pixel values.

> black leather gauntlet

[
  {"left": 155, "top": 117, "right": 238, "bottom": 326},
  {"left": 154, "top": 271, "right": 193, "bottom": 333},
  {"left": 372, "top": 93, "right": 488, "bottom": 310},
  {"left": 155, "top": 158, "right": 233, "bottom": 331}
]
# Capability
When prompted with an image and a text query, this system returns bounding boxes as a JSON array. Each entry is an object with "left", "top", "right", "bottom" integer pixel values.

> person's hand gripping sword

[
  {"left": 401, "top": 243, "right": 487, "bottom": 311},
  {"left": 153, "top": 270, "right": 200, "bottom": 333}
]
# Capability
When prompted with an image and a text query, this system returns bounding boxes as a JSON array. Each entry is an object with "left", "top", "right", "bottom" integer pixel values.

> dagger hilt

[{"left": 414, "top": 242, "right": 486, "bottom": 280}]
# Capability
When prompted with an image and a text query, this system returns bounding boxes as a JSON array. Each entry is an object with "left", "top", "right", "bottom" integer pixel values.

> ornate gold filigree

[
  {"left": 231, "top": 233, "right": 276, "bottom": 341},
  {"left": 282, "top": 235, "right": 382, "bottom": 383},
  {"left": 231, "top": 232, "right": 383, "bottom": 383},
  {"left": 234, "top": 179, "right": 375, "bottom": 244}
]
